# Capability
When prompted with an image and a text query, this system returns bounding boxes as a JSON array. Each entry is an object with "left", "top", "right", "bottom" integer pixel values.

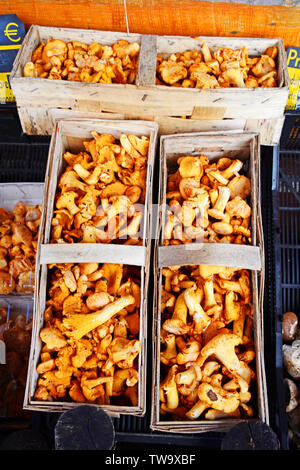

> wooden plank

[
  {"left": 40, "top": 243, "right": 147, "bottom": 266},
  {"left": 245, "top": 116, "right": 285, "bottom": 146},
  {"left": 0, "top": 0, "right": 299, "bottom": 48},
  {"left": 155, "top": 117, "right": 246, "bottom": 135},
  {"left": 136, "top": 35, "right": 157, "bottom": 87},
  {"left": 191, "top": 106, "right": 227, "bottom": 120}
]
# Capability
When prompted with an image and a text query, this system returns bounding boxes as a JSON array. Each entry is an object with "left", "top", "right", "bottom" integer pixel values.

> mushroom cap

[
  {"left": 0, "top": 270, "right": 14, "bottom": 294},
  {"left": 12, "top": 222, "right": 33, "bottom": 247},
  {"left": 159, "top": 61, "right": 188, "bottom": 85},
  {"left": 228, "top": 175, "right": 251, "bottom": 200},
  {"left": 178, "top": 156, "right": 203, "bottom": 180},
  {"left": 198, "top": 382, "right": 240, "bottom": 413}
]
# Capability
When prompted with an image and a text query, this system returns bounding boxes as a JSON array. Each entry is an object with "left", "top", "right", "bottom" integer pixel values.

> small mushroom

[
  {"left": 162, "top": 292, "right": 189, "bottom": 335},
  {"left": 283, "top": 341, "right": 300, "bottom": 379},
  {"left": 282, "top": 312, "right": 298, "bottom": 343},
  {"left": 160, "top": 364, "right": 179, "bottom": 410},
  {"left": 197, "top": 382, "right": 240, "bottom": 413},
  {"left": 200, "top": 332, "right": 242, "bottom": 372},
  {"left": 160, "top": 334, "right": 177, "bottom": 366},
  {"left": 184, "top": 286, "right": 211, "bottom": 333},
  {"left": 208, "top": 186, "right": 231, "bottom": 220},
  {"left": 285, "top": 378, "right": 299, "bottom": 413},
  {"left": 288, "top": 406, "right": 300, "bottom": 439}
]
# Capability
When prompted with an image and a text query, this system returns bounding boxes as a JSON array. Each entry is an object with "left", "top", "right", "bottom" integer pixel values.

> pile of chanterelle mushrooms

[
  {"left": 24, "top": 38, "right": 140, "bottom": 84},
  {"left": 164, "top": 154, "right": 252, "bottom": 245},
  {"left": 160, "top": 264, "right": 256, "bottom": 421},
  {"left": 34, "top": 262, "right": 141, "bottom": 406},
  {"left": 51, "top": 131, "right": 149, "bottom": 245},
  {"left": 157, "top": 41, "right": 278, "bottom": 89},
  {"left": 0, "top": 202, "right": 41, "bottom": 295}
]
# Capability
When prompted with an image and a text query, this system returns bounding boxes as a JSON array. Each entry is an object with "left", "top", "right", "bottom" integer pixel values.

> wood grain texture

[
  {"left": 10, "top": 26, "right": 289, "bottom": 142},
  {"left": 0, "top": 0, "right": 299, "bottom": 48}
]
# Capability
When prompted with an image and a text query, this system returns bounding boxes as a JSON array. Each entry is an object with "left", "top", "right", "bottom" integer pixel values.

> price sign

[
  {"left": 0, "top": 14, "right": 25, "bottom": 104},
  {"left": 286, "top": 47, "right": 300, "bottom": 111}
]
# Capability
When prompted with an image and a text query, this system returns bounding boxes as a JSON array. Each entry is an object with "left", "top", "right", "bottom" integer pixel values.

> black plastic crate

[
  {"left": 0, "top": 142, "right": 49, "bottom": 183},
  {"left": 280, "top": 112, "right": 300, "bottom": 151},
  {"left": 272, "top": 114, "right": 300, "bottom": 450}
]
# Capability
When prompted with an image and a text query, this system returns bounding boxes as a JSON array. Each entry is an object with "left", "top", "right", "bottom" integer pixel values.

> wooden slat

[
  {"left": 40, "top": 243, "right": 147, "bottom": 266},
  {"left": 158, "top": 243, "right": 262, "bottom": 270},
  {"left": 136, "top": 35, "right": 157, "bottom": 87},
  {"left": 191, "top": 106, "right": 227, "bottom": 120}
]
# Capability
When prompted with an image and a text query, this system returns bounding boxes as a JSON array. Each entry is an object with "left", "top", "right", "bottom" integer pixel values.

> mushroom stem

[{"left": 62, "top": 295, "right": 134, "bottom": 340}]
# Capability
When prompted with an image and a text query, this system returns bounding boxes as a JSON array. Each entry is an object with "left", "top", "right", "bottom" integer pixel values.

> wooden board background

[{"left": 0, "top": 0, "right": 299, "bottom": 48}]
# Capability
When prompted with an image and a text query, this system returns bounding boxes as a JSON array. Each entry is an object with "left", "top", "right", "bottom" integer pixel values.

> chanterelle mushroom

[
  {"left": 199, "top": 332, "right": 242, "bottom": 372},
  {"left": 62, "top": 295, "right": 134, "bottom": 340},
  {"left": 184, "top": 286, "right": 211, "bottom": 334},
  {"left": 197, "top": 382, "right": 240, "bottom": 413}
]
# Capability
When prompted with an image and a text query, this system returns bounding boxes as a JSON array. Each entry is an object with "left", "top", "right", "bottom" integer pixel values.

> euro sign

[{"left": 4, "top": 22, "right": 20, "bottom": 42}]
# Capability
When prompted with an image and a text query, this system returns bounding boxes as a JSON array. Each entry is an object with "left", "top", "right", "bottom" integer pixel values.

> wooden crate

[
  {"left": 24, "top": 117, "right": 158, "bottom": 416},
  {"left": 10, "top": 26, "right": 289, "bottom": 145},
  {"left": 158, "top": 131, "right": 263, "bottom": 267},
  {"left": 150, "top": 131, "right": 267, "bottom": 433},
  {"left": 0, "top": 182, "right": 44, "bottom": 296},
  {"left": 150, "top": 262, "right": 268, "bottom": 433},
  {"left": 157, "top": 130, "right": 266, "bottom": 339}
]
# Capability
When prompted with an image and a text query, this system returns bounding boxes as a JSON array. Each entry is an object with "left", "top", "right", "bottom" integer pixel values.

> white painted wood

[
  {"left": 10, "top": 26, "right": 289, "bottom": 144},
  {"left": 158, "top": 243, "right": 262, "bottom": 270},
  {"left": 40, "top": 243, "right": 147, "bottom": 266}
]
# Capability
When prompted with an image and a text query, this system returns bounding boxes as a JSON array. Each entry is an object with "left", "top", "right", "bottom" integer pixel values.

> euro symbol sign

[{"left": 4, "top": 23, "right": 20, "bottom": 42}]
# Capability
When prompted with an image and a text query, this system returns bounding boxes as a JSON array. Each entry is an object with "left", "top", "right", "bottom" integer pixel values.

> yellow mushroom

[
  {"left": 208, "top": 186, "right": 231, "bottom": 220},
  {"left": 199, "top": 332, "right": 242, "bottom": 372}
]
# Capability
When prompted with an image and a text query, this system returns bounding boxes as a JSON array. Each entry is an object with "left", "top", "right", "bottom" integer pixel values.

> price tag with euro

[{"left": 286, "top": 47, "right": 300, "bottom": 111}]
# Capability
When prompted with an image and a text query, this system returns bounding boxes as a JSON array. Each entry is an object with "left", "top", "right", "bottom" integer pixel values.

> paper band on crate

[
  {"left": 40, "top": 243, "right": 147, "bottom": 267},
  {"left": 158, "top": 243, "right": 262, "bottom": 271}
]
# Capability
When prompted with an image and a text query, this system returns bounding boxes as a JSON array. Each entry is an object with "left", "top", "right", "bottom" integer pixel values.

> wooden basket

[
  {"left": 158, "top": 131, "right": 263, "bottom": 268},
  {"left": 150, "top": 265, "right": 268, "bottom": 433},
  {"left": 10, "top": 26, "right": 289, "bottom": 145},
  {"left": 24, "top": 118, "right": 158, "bottom": 416}
]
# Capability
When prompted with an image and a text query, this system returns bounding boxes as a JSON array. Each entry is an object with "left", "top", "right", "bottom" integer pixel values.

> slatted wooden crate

[
  {"left": 10, "top": 26, "right": 289, "bottom": 145},
  {"left": 150, "top": 261, "right": 268, "bottom": 433},
  {"left": 24, "top": 118, "right": 158, "bottom": 416},
  {"left": 158, "top": 131, "right": 263, "bottom": 260},
  {"left": 150, "top": 131, "right": 268, "bottom": 432}
]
